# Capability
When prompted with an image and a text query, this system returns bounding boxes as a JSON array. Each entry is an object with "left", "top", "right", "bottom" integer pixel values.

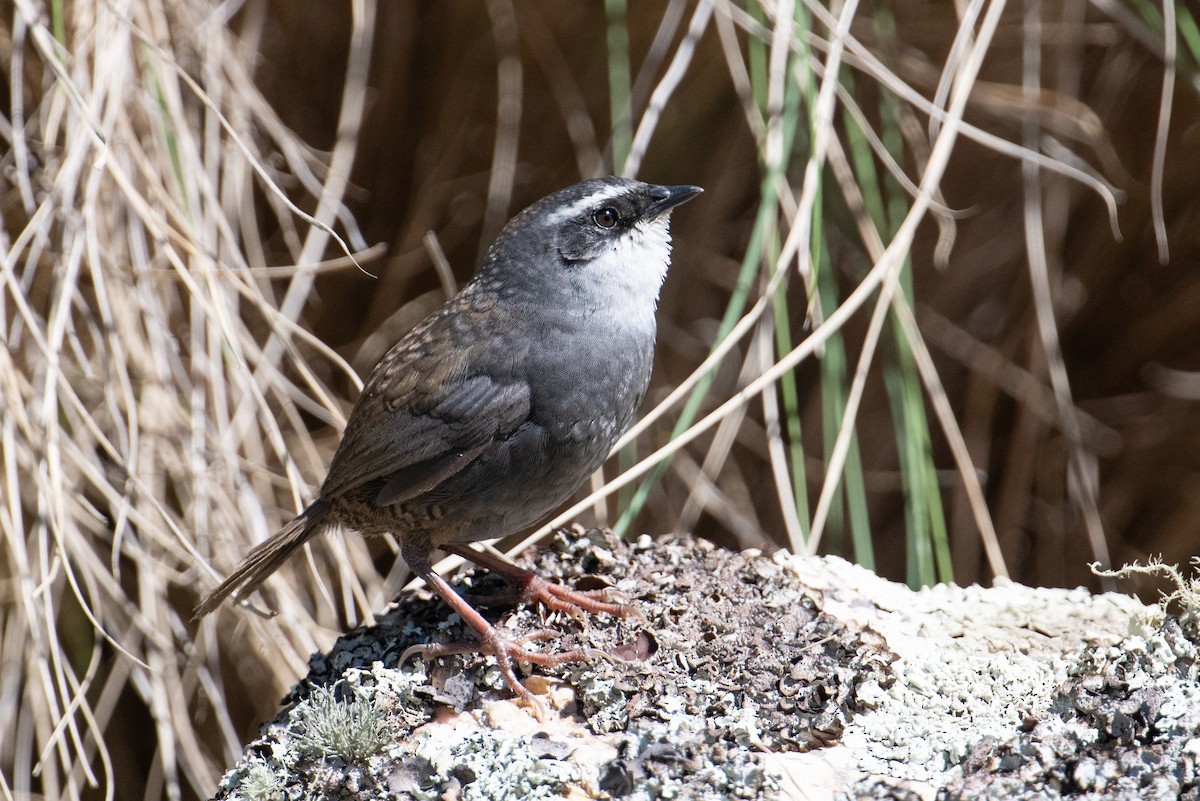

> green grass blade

[{"left": 605, "top": 0, "right": 632, "bottom": 173}]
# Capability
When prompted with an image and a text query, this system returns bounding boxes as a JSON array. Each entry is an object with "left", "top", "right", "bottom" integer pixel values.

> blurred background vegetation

[{"left": 2, "top": 0, "right": 1198, "bottom": 797}]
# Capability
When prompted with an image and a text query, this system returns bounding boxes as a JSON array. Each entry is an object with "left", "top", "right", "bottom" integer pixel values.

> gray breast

[{"left": 436, "top": 318, "right": 655, "bottom": 542}]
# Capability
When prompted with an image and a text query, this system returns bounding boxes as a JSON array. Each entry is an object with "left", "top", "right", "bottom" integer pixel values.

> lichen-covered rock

[
  {"left": 941, "top": 617, "right": 1200, "bottom": 801},
  {"left": 210, "top": 531, "right": 1189, "bottom": 801}
]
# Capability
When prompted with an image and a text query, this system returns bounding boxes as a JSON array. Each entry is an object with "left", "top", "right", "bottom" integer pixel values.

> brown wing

[{"left": 318, "top": 295, "right": 530, "bottom": 504}]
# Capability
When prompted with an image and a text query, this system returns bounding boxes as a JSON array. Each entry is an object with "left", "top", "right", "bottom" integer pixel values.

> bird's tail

[{"left": 192, "top": 501, "right": 330, "bottom": 619}]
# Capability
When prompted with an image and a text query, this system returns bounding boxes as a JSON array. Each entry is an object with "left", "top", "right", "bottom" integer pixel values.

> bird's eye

[{"left": 593, "top": 208, "right": 619, "bottom": 229}]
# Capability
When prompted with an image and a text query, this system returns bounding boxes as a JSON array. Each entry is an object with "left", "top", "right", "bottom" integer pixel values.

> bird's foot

[
  {"left": 406, "top": 543, "right": 643, "bottom": 720},
  {"left": 514, "top": 572, "right": 645, "bottom": 623},
  {"left": 400, "top": 629, "right": 608, "bottom": 720}
]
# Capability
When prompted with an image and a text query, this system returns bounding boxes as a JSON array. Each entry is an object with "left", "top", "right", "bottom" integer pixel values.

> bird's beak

[{"left": 645, "top": 184, "right": 703, "bottom": 218}]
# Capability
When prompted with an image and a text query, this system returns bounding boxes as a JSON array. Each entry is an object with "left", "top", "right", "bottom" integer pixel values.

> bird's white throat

[{"left": 581, "top": 215, "right": 674, "bottom": 334}]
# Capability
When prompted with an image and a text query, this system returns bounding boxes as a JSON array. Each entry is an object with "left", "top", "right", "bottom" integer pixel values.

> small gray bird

[{"left": 195, "top": 177, "right": 701, "bottom": 701}]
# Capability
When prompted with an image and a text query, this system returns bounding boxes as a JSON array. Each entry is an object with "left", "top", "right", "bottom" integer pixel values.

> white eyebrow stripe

[{"left": 544, "top": 187, "right": 625, "bottom": 225}]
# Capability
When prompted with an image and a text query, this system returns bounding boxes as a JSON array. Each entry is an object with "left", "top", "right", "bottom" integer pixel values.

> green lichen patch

[{"left": 216, "top": 662, "right": 433, "bottom": 800}]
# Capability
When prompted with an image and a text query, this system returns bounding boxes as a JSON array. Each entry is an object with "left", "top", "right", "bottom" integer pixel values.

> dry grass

[{"left": 2, "top": 0, "right": 1197, "bottom": 798}]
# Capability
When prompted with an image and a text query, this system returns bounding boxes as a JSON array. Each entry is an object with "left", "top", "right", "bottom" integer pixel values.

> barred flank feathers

[{"left": 193, "top": 502, "right": 331, "bottom": 619}]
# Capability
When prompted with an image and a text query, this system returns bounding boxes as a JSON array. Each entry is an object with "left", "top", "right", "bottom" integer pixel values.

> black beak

[{"left": 645, "top": 184, "right": 703, "bottom": 218}]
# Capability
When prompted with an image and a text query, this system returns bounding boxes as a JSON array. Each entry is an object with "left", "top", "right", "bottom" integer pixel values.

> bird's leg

[
  {"left": 399, "top": 546, "right": 607, "bottom": 712},
  {"left": 442, "top": 543, "right": 641, "bottom": 621}
]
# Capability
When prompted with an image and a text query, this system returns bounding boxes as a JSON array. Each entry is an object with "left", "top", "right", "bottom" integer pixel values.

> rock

[{"left": 211, "top": 530, "right": 1191, "bottom": 801}]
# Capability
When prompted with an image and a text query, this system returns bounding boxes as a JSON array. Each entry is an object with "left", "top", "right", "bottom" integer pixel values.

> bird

[{"left": 194, "top": 176, "right": 702, "bottom": 703}]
